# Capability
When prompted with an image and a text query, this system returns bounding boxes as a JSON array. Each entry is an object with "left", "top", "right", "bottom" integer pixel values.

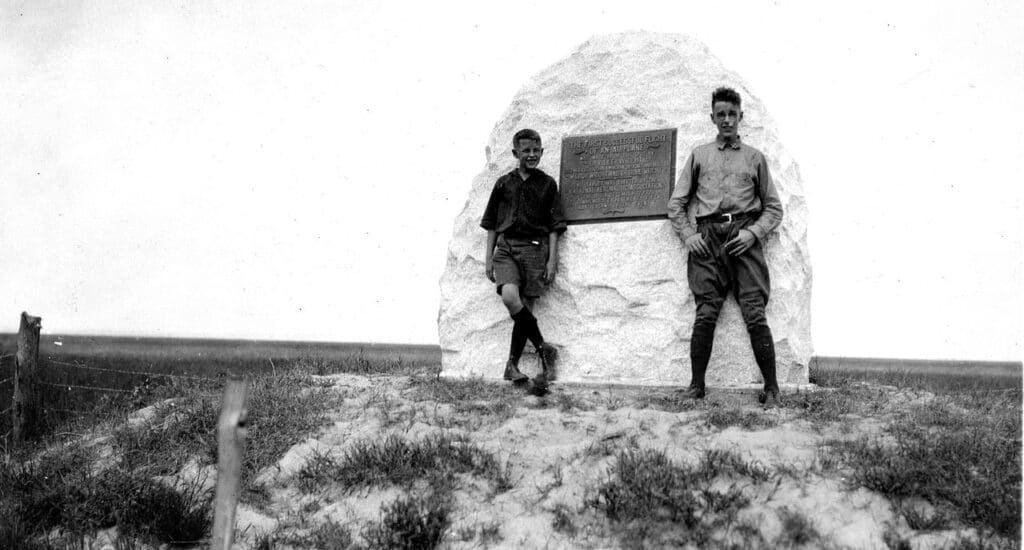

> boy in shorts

[
  {"left": 667, "top": 87, "right": 785, "bottom": 407},
  {"left": 480, "top": 129, "right": 566, "bottom": 388}
]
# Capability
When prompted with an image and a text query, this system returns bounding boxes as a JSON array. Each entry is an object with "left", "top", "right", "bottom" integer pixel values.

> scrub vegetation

[
  {"left": 296, "top": 433, "right": 512, "bottom": 495},
  {"left": 0, "top": 336, "right": 1019, "bottom": 548},
  {"left": 0, "top": 348, "right": 399, "bottom": 548},
  {"left": 827, "top": 390, "right": 1021, "bottom": 539}
]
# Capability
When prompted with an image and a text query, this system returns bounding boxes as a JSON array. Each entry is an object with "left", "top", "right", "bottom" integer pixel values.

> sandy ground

[{"left": 155, "top": 372, "right": 1007, "bottom": 550}]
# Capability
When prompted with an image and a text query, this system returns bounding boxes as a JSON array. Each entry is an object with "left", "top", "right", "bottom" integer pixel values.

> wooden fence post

[
  {"left": 211, "top": 377, "right": 248, "bottom": 550},
  {"left": 13, "top": 312, "right": 42, "bottom": 445}
]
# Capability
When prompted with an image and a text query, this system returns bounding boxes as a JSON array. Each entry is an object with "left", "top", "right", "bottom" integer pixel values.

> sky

[{"left": 1, "top": 0, "right": 1021, "bottom": 361}]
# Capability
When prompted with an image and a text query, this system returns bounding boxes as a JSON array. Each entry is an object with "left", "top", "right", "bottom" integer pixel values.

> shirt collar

[
  {"left": 511, "top": 167, "right": 540, "bottom": 180},
  {"left": 716, "top": 135, "right": 743, "bottom": 150}
]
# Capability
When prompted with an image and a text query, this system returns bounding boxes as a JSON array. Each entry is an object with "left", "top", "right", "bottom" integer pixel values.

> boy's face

[
  {"left": 512, "top": 138, "right": 543, "bottom": 170},
  {"left": 711, "top": 100, "right": 743, "bottom": 140}
]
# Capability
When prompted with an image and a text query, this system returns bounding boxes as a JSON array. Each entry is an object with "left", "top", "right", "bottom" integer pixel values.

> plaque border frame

[{"left": 559, "top": 128, "right": 678, "bottom": 225}]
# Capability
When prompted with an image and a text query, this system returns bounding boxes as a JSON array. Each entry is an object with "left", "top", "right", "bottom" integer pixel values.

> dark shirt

[
  {"left": 667, "top": 136, "right": 783, "bottom": 243},
  {"left": 480, "top": 168, "right": 567, "bottom": 237}
]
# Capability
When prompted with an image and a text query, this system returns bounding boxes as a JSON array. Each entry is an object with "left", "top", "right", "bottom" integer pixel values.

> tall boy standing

[
  {"left": 480, "top": 129, "right": 566, "bottom": 387},
  {"left": 668, "top": 87, "right": 785, "bottom": 406}
]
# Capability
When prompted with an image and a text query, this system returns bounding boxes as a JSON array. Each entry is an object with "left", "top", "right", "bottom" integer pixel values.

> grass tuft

[
  {"left": 897, "top": 499, "right": 950, "bottom": 531},
  {"left": 776, "top": 507, "right": 820, "bottom": 546},
  {"left": 256, "top": 519, "right": 352, "bottom": 550},
  {"left": 700, "top": 448, "right": 773, "bottom": 483},
  {"left": 704, "top": 406, "right": 778, "bottom": 431},
  {"left": 591, "top": 448, "right": 766, "bottom": 546},
  {"left": 302, "top": 519, "right": 354, "bottom": 550},
  {"left": 362, "top": 491, "right": 451, "bottom": 550},
  {"left": 296, "top": 433, "right": 511, "bottom": 494},
  {"left": 550, "top": 503, "right": 578, "bottom": 537},
  {"left": 455, "top": 520, "right": 502, "bottom": 545}
]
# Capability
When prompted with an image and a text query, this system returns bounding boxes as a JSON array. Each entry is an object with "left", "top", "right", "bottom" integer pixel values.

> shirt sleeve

[
  {"left": 480, "top": 179, "right": 502, "bottom": 230},
  {"left": 548, "top": 177, "right": 567, "bottom": 234},
  {"left": 746, "top": 152, "right": 783, "bottom": 242},
  {"left": 667, "top": 152, "right": 699, "bottom": 242}
]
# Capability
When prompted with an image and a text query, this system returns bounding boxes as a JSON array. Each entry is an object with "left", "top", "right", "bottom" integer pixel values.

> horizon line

[{"left": 1, "top": 332, "right": 1020, "bottom": 367}]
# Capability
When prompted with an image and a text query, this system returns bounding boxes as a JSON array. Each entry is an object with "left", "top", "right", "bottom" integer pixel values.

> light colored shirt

[{"left": 667, "top": 136, "right": 783, "bottom": 243}]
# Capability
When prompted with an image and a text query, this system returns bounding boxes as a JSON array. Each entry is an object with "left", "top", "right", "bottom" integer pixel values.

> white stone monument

[{"left": 438, "top": 31, "right": 812, "bottom": 387}]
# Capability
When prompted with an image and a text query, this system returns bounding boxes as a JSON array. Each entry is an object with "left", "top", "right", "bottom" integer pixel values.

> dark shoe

[
  {"left": 528, "top": 371, "right": 549, "bottom": 396},
  {"left": 539, "top": 344, "right": 559, "bottom": 380},
  {"left": 682, "top": 385, "right": 706, "bottom": 399},
  {"left": 503, "top": 359, "right": 528, "bottom": 383},
  {"left": 759, "top": 388, "right": 782, "bottom": 409}
]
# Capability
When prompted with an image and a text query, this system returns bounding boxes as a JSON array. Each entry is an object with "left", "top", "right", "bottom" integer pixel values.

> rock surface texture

[{"left": 439, "top": 32, "right": 812, "bottom": 386}]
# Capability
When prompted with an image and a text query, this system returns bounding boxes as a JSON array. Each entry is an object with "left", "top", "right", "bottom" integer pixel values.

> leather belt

[
  {"left": 696, "top": 211, "right": 756, "bottom": 224},
  {"left": 501, "top": 234, "right": 543, "bottom": 245}
]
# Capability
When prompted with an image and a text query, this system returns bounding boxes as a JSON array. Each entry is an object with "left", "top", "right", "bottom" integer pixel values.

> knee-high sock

[
  {"left": 689, "top": 325, "right": 715, "bottom": 389},
  {"left": 749, "top": 325, "right": 778, "bottom": 392},
  {"left": 509, "top": 311, "right": 530, "bottom": 362},
  {"left": 512, "top": 308, "right": 544, "bottom": 350}
]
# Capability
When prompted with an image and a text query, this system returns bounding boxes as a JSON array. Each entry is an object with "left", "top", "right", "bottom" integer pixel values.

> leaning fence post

[
  {"left": 211, "top": 377, "right": 248, "bottom": 550},
  {"left": 13, "top": 312, "right": 42, "bottom": 445}
]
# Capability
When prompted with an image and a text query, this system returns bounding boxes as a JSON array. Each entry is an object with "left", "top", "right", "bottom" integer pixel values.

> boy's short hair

[
  {"left": 513, "top": 128, "right": 542, "bottom": 148},
  {"left": 711, "top": 87, "right": 742, "bottom": 108}
]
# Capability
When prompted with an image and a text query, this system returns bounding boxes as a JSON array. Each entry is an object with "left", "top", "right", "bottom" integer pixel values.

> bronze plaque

[{"left": 559, "top": 128, "right": 677, "bottom": 224}]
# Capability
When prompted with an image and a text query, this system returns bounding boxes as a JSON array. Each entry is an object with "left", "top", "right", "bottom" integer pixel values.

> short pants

[{"left": 493, "top": 234, "right": 549, "bottom": 299}]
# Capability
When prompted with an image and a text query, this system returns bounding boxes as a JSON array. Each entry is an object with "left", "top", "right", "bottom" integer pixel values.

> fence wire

[
  {"left": 41, "top": 381, "right": 134, "bottom": 393},
  {"left": 2, "top": 358, "right": 224, "bottom": 421},
  {"left": 1, "top": 356, "right": 225, "bottom": 448},
  {"left": 46, "top": 358, "right": 218, "bottom": 382},
  {"left": 0, "top": 357, "right": 226, "bottom": 434},
  {"left": 43, "top": 406, "right": 104, "bottom": 415}
]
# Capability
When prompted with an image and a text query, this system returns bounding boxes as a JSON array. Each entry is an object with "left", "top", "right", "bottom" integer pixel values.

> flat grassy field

[
  {"left": 0, "top": 335, "right": 439, "bottom": 436},
  {"left": 0, "top": 333, "right": 440, "bottom": 374},
  {"left": 811, "top": 356, "right": 1022, "bottom": 390},
  {"left": 2, "top": 336, "right": 1016, "bottom": 435},
  {"left": 1, "top": 337, "right": 1020, "bottom": 549}
]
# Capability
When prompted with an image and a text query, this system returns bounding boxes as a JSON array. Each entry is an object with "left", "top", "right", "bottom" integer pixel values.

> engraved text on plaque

[{"left": 559, "top": 129, "right": 677, "bottom": 223}]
